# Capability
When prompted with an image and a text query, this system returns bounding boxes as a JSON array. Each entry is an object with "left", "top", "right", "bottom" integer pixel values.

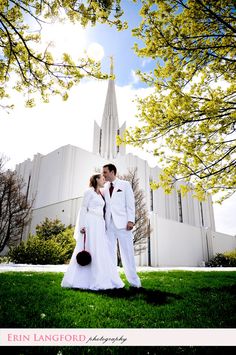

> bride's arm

[{"left": 78, "top": 189, "right": 92, "bottom": 231}]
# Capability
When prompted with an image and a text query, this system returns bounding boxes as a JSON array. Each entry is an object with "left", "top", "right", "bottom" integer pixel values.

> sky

[{"left": 0, "top": 0, "right": 235, "bottom": 236}]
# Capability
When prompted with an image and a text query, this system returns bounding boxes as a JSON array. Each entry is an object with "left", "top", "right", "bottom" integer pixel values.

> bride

[{"left": 61, "top": 173, "right": 124, "bottom": 290}]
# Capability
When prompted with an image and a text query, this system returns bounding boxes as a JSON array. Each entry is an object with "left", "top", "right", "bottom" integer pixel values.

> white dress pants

[{"left": 106, "top": 218, "right": 141, "bottom": 287}]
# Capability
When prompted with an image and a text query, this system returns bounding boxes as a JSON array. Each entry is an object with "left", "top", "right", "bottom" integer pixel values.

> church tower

[{"left": 93, "top": 57, "right": 126, "bottom": 159}]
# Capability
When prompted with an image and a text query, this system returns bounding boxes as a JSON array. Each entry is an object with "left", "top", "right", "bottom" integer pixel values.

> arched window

[
  {"left": 200, "top": 202, "right": 204, "bottom": 226},
  {"left": 117, "top": 129, "right": 120, "bottom": 153},
  {"left": 177, "top": 191, "right": 183, "bottom": 223},
  {"left": 149, "top": 179, "right": 154, "bottom": 211},
  {"left": 26, "top": 174, "right": 31, "bottom": 201},
  {"left": 99, "top": 129, "right": 102, "bottom": 154}
]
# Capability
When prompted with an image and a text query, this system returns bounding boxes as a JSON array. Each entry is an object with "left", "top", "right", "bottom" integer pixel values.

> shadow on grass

[
  {"left": 72, "top": 287, "right": 182, "bottom": 306},
  {"left": 199, "top": 284, "right": 236, "bottom": 295}
]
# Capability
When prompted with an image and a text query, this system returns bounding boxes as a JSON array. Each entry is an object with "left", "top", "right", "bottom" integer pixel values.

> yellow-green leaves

[{"left": 123, "top": 0, "right": 236, "bottom": 202}]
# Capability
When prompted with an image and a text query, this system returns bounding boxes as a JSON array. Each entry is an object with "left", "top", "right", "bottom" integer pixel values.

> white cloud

[
  {"left": 213, "top": 194, "right": 236, "bottom": 236},
  {"left": 130, "top": 70, "right": 140, "bottom": 85},
  {"left": 141, "top": 58, "right": 152, "bottom": 67}
]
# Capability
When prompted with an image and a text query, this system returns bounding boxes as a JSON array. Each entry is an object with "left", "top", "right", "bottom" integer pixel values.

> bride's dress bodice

[
  {"left": 87, "top": 190, "right": 105, "bottom": 217},
  {"left": 79, "top": 188, "right": 105, "bottom": 227}
]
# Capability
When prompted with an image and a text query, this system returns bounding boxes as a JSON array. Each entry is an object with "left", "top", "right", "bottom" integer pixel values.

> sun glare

[
  {"left": 87, "top": 42, "right": 105, "bottom": 61},
  {"left": 39, "top": 21, "right": 105, "bottom": 63},
  {"left": 40, "top": 21, "right": 88, "bottom": 60}
]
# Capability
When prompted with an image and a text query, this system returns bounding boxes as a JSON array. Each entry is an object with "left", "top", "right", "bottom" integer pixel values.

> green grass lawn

[
  {"left": 0, "top": 270, "right": 235, "bottom": 328},
  {"left": 1, "top": 270, "right": 235, "bottom": 355}
]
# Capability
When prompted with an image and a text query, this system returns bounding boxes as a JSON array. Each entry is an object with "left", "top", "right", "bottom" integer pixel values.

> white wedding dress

[{"left": 61, "top": 188, "right": 124, "bottom": 290}]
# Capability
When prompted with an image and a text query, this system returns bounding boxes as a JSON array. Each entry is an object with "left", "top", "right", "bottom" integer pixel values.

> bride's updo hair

[{"left": 89, "top": 174, "right": 101, "bottom": 189}]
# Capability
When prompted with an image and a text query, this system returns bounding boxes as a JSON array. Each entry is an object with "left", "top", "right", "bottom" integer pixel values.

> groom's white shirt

[{"left": 103, "top": 178, "right": 135, "bottom": 229}]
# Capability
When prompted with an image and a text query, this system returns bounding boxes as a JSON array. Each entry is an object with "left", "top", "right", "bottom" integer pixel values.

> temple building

[{"left": 14, "top": 62, "right": 236, "bottom": 266}]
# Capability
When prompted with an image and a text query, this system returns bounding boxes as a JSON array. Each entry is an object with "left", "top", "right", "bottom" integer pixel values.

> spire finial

[{"left": 110, "top": 55, "right": 114, "bottom": 76}]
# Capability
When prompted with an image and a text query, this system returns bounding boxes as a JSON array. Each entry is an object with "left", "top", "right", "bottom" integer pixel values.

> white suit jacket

[{"left": 103, "top": 178, "right": 135, "bottom": 229}]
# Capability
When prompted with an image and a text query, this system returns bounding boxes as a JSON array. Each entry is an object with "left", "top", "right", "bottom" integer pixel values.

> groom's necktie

[{"left": 109, "top": 182, "right": 114, "bottom": 197}]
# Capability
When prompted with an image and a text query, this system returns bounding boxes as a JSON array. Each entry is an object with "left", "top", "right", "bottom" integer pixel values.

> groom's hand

[{"left": 127, "top": 221, "right": 134, "bottom": 230}]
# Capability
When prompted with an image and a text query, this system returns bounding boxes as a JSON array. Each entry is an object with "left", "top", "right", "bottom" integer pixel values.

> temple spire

[{"left": 92, "top": 57, "right": 126, "bottom": 160}]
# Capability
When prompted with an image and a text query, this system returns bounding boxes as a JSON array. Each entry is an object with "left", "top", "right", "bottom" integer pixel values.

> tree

[
  {"left": 119, "top": 0, "right": 236, "bottom": 202},
  {"left": 119, "top": 168, "right": 150, "bottom": 260},
  {"left": 0, "top": 0, "right": 126, "bottom": 109},
  {"left": 0, "top": 155, "right": 32, "bottom": 253}
]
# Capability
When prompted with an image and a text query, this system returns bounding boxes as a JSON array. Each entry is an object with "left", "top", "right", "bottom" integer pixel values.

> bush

[
  {"left": 53, "top": 227, "right": 76, "bottom": 263},
  {"left": 35, "top": 217, "right": 66, "bottom": 241},
  {"left": 0, "top": 256, "right": 11, "bottom": 264},
  {"left": 8, "top": 218, "right": 76, "bottom": 265},
  {"left": 8, "top": 236, "right": 64, "bottom": 264},
  {"left": 206, "top": 249, "right": 236, "bottom": 267}
]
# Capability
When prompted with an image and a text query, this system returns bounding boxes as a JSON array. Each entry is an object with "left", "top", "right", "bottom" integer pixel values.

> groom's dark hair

[{"left": 103, "top": 163, "right": 117, "bottom": 175}]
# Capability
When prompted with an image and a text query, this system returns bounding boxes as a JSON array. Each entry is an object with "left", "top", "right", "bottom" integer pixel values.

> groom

[{"left": 102, "top": 163, "right": 141, "bottom": 288}]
